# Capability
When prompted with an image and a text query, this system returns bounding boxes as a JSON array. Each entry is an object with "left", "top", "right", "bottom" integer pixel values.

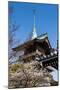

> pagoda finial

[
  {"left": 31, "top": 9, "right": 37, "bottom": 40},
  {"left": 33, "top": 9, "right": 35, "bottom": 28}
]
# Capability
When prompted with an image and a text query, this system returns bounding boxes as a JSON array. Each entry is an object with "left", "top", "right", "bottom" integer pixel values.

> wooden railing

[
  {"left": 21, "top": 51, "right": 41, "bottom": 59},
  {"left": 21, "top": 52, "right": 36, "bottom": 59}
]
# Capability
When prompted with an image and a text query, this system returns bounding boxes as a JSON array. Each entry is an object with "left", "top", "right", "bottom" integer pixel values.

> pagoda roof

[
  {"left": 12, "top": 33, "right": 51, "bottom": 51},
  {"left": 37, "top": 33, "right": 48, "bottom": 40}
]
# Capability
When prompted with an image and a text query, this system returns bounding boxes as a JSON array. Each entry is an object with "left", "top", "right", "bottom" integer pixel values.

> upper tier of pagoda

[
  {"left": 12, "top": 10, "right": 52, "bottom": 55},
  {"left": 13, "top": 33, "right": 52, "bottom": 54}
]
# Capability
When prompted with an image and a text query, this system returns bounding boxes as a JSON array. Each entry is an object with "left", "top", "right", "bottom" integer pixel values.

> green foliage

[{"left": 10, "top": 63, "right": 24, "bottom": 73}]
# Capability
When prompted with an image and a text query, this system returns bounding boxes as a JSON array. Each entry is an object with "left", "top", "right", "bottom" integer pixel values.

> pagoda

[{"left": 12, "top": 10, "right": 58, "bottom": 69}]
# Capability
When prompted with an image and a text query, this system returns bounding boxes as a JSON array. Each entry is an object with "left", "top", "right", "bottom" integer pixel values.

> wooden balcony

[{"left": 21, "top": 50, "right": 42, "bottom": 60}]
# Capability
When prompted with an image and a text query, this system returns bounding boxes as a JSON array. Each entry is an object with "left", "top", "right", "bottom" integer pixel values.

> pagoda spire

[{"left": 31, "top": 10, "right": 37, "bottom": 40}]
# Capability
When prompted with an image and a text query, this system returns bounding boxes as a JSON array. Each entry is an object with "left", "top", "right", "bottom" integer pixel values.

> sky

[{"left": 8, "top": 2, "right": 58, "bottom": 48}]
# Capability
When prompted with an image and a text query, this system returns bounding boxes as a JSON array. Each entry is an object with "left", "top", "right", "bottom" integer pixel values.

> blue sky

[{"left": 8, "top": 2, "right": 58, "bottom": 48}]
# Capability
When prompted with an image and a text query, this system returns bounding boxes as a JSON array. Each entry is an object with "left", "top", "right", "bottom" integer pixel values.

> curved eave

[
  {"left": 12, "top": 39, "right": 35, "bottom": 51},
  {"left": 12, "top": 33, "right": 51, "bottom": 51}
]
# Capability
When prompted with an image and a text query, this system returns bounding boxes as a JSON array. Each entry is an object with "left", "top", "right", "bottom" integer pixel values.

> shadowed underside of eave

[{"left": 12, "top": 34, "right": 51, "bottom": 52}]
